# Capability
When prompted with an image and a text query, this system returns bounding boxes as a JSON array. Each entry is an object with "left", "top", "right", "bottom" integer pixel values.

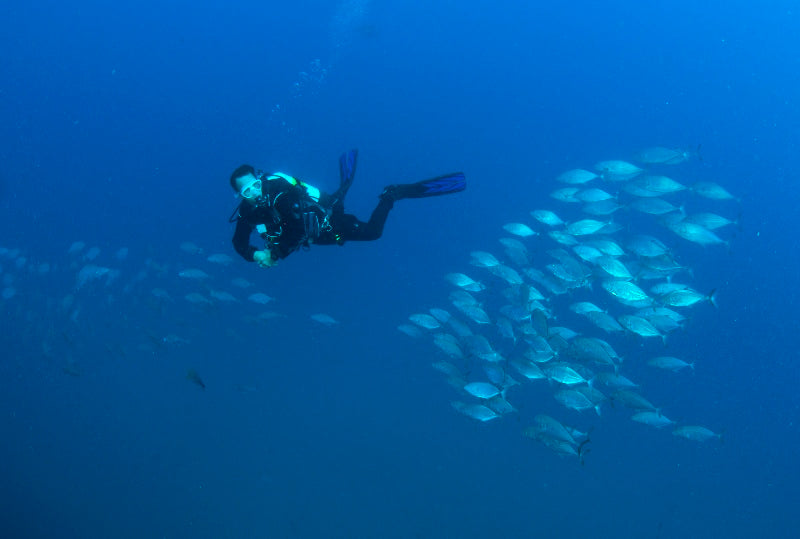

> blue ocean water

[{"left": 1, "top": 1, "right": 798, "bottom": 537}]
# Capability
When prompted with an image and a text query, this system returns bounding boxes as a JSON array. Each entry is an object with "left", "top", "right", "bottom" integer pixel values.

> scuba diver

[{"left": 230, "top": 149, "right": 466, "bottom": 267}]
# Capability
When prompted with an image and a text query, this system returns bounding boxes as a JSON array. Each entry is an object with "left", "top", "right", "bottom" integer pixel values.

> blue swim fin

[
  {"left": 381, "top": 172, "right": 466, "bottom": 201},
  {"left": 338, "top": 149, "right": 358, "bottom": 194}
]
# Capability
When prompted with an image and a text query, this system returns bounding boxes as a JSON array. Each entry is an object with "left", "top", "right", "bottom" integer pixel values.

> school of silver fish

[{"left": 399, "top": 146, "right": 732, "bottom": 459}]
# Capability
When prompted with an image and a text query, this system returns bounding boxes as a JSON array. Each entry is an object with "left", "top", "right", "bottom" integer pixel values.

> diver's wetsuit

[{"left": 232, "top": 173, "right": 394, "bottom": 262}]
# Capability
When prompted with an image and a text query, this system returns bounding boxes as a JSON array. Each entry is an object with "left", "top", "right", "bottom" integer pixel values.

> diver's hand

[{"left": 253, "top": 250, "right": 277, "bottom": 268}]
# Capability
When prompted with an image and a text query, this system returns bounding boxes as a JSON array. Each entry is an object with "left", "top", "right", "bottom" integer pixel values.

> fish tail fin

[
  {"left": 594, "top": 405, "right": 602, "bottom": 417},
  {"left": 708, "top": 288, "right": 718, "bottom": 308},
  {"left": 689, "top": 362, "right": 696, "bottom": 371}
]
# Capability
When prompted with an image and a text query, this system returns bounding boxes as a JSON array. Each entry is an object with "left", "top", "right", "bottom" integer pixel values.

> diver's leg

[{"left": 334, "top": 198, "right": 394, "bottom": 242}]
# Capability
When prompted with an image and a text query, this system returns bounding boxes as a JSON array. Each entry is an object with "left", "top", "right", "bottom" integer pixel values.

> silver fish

[
  {"left": 692, "top": 181, "right": 736, "bottom": 200},
  {"left": 594, "top": 160, "right": 643, "bottom": 181},
  {"left": 612, "top": 390, "right": 657, "bottom": 411},
  {"left": 510, "top": 360, "right": 546, "bottom": 380},
  {"left": 543, "top": 363, "right": 588, "bottom": 385},
  {"left": 595, "top": 256, "right": 633, "bottom": 280},
  {"left": 618, "top": 314, "right": 664, "bottom": 341},
  {"left": 566, "top": 219, "right": 608, "bottom": 236},
  {"left": 451, "top": 401, "right": 499, "bottom": 422},
  {"left": 672, "top": 425, "right": 722, "bottom": 442},
  {"left": 409, "top": 313, "right": 441, "bottom": 330},
  {"left": 554, "top": 389, "right": 597, "bottom": 413},
  {"left": 632, "top": 411, "right": 675, "bottom": 428},
  {"left": 626, "top": 235, "right": 669, "bottom": 257},
  {"left": 572, "top": 245, "right": 604, "bottom": 262},
  {"left": 629, "top": 198, "right": 682, "bottom": 216},
  {"left": 570, "top": 301, "right": 604, "bottom": 315},
  {"left": 684, "top": 212, "right": 736, "bottom": 230},
  {"left": 531, "top": 414, "right": 578, "bottom": 444},
  {"left": 433, "top": 333, "right": 463, "bottom": 358},
  {"left": 660, "top": 288, "right": 717, "bottom": 308},
  {"left": 397, "top": 324, "right": 423, "bottom": 338},
  {"left": 635, "top": 146, "right": 692, "bottom": 165},
  {"left": 247, "top": 292, "right": 273, "bottom": 304},
  {"left": 550, "top": 187, "right": 581, "bottom": 203},
  {"left": 602, "top": 280, "right": 650, "bottom": 303},
  {"left": 207, "top": 253, "right": 234, "bottom": 265},
  {"left": 489, "top": 264, "right": 524, "bottom": 285},
  {"left": 594, "top": 372, "right": 638, "bottom": 389},
  {"left": 575, "top": 188, "right": 615, "bottom": 203},
  {"left": 667, "top": 221, "right": 727, "bottom": 246},
  {"left": 310, "top": 313, "right": 339, "bottom": 326},
  {"left": 582, "top": 199, "right": 624, "bottom": 216},
  {"left": 556, "top": 168, "right": 599, "bottom": 184},
  {"left": 429, "top": 308, "right": 452, "bottom": 323},
  {"left": 503, "top": 222, "right": 537, "bottom": 237},
  {"left": 585, "top": 239, "right": 625, "bottom": 257},
  {"left": 531, "top": 209, "right": 565, "bottom": 227},
  {"left": 459, "top": 304, "right": 491, "bottom": 325},
  {"left": 586, "top": 311, "right": 624, "bottom": 333},
  {"left": 178, "top": 268, "right": 210, "bottom": 280},
  {"left": 470, "top": 251, "right": 500, "bottom": 268},
  {"left": 648, "top": 356, "right": 695, "bottom": 372},
  {"left": 463, "top": 382, "right": 502, "bottom": 400},
  {"left": 634, "top": 175, "right": 687, "bottom": 193},
  {"left": 445, "top": 273, "right": 486, "bottom": 292}
]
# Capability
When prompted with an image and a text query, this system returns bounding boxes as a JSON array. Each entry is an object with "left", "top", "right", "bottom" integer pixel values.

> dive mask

[{"left": 240, "top": 178, "right": 262, "bottom": 199}]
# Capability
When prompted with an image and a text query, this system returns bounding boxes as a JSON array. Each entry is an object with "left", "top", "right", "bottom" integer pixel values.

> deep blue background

[{"left": 1, "top": 1, "right": 798, "bottom": 537}]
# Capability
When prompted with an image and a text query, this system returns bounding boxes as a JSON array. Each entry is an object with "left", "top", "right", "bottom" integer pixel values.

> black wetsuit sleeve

[{"left": 232, "top": 217, "right": 258, "bottom": 262}]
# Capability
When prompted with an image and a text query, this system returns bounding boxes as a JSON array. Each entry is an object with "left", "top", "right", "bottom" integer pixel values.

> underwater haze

[{"left": 1, "top": 1, "right": 799, "bottom": 537}]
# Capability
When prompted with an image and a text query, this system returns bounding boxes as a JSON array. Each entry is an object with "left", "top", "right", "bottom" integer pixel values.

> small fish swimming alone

[
  {"left": 691, "top": 181, "right": 737, "bottom": 201},
  {"left": 635, "top": 146, "right": 692, "bottom": 165},
  {"left": 310, "top": 313, "right": 339, "bottom": 326},
  {"left": 186, "top": 369, "right": 206, "bottom": 390},
  {"left": 648, "top": 356, "right": 695, "bottom": 372},
  {"left": 672, "top": 425, "right": 722, "bottom": 442}
]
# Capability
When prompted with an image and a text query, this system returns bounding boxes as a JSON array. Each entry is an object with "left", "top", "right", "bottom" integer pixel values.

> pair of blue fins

[{"left": 332, "top": 148, "right": 466, "bottom": 206}]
